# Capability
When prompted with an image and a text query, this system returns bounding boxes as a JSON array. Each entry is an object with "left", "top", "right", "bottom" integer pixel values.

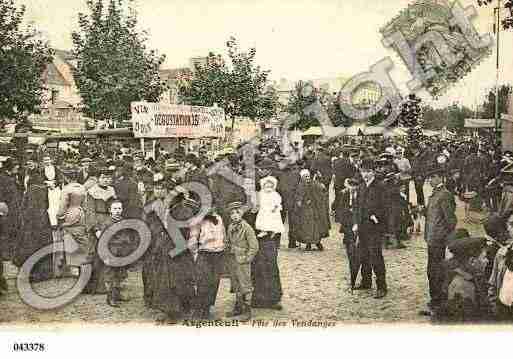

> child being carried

[{"left": 255, "top": 176, "right": 285, "bottom": 238}]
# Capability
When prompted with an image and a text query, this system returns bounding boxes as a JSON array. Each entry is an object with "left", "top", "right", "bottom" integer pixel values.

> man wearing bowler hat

[{"left": 352, "top": 158, "right": 388, "bottom": 299}]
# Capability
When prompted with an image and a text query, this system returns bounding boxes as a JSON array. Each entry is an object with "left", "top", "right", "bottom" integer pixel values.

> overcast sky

[{"left": 15, "top": 0, "right": 513, "bottom": 109}]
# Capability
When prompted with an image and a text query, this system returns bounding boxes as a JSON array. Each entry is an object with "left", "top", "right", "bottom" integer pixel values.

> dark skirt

[
  {"left": 251, "top": 235, "right": 282, "bottom": 307},
  {"left": 144, "top": 249, "right": 195, "bottom": 316},
  {"left": 13, "top": 223, "right": 53, "bottom": 283}
]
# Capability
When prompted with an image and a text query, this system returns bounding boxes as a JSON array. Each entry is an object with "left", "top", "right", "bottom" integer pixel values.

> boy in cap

[
  {"left": 94, "top": 198, "right": 134, "bottom": 307},
  {"left": 225, "top": 202, "right": 259, "bottom": 321}
]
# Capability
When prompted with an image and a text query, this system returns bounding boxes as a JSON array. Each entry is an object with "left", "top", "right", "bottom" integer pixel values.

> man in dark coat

[
  {"left": 333, "top": 149, "right": 358, "bottom": 210},
  {"left": 0, "top": 158, "right": 22, "bottom": 261},
  {"left": 352, "top": 158, "right": 388, "bottom": 298},
  {"left": 411, "top": 144, "right": 432, "bottom": 207},
  {"left": 132, "top": 152, "right": 153, "bottom": 200},
  {"left": 333, "top": 176, "right": 359, "bottom": 255},
  {"left": 278, "top": 161, "right": 302, "bottom": 248},
  {"left": 422, "top": 163, "right": 457, "bottom": 315},
  {"left": 462, "top": 147, "right": 481, "bottom": 193}
]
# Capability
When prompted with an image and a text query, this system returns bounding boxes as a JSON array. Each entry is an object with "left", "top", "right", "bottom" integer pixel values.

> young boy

[
  {"left": 225, "top": 202, "right": 259, "bottom": 321},
  {"left": 94, "top": 199, "right": 135, "bottom": 307}
]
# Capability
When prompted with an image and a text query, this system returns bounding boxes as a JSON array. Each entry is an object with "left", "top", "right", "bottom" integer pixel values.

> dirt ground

[{"left": 0, "top": 183, "right": 487, "bottom": 326}]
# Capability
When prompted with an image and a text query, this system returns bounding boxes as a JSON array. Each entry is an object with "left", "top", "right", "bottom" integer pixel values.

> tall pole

[{"left": 495, "top": 1, "right": 501, "bottom": 138}]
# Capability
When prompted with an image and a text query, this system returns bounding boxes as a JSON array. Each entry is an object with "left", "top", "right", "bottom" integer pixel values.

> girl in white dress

[{"left": 255, "top": 176, "right": 285, "bottom": 238}]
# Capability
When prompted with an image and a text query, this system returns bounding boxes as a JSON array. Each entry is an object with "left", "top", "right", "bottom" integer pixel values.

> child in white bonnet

[{"left": 255, "top": 176, "right": 285, "bottom": 238}]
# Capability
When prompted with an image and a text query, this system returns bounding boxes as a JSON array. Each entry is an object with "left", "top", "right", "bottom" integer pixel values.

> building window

[
  {"left": 57, "top": 109, "right": 67, "bottom": 118},
  {"left": 51, "top": 89, "right": 59, "bottom": 104}
]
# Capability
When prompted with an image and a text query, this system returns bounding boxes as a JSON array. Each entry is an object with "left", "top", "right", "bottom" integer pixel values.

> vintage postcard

[{"left": 1, "top": 0, "right": 513, "bottom": 355}]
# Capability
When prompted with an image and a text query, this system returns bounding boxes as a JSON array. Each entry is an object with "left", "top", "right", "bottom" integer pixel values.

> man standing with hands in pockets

[{"left": 352, "top": 159, "right": 388, "bottom": 299}]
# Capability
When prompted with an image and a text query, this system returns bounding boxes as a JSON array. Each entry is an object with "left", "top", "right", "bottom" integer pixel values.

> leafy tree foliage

[
  {"left": 72, "top": 0, "right": 167, "bottom": 124},
  {"left": 0, "top": 0, "right": 53, "bottom": 126},
  {"left": 179, "top": 37, "right": 279, "bottom": 129},
  {"left": 285, "top": 81, "right": 318, "bottom": 130},
  {"left": 480, "top": 85, "right": 512, "bottom": 121},
  {"left": 422, "top": 103, "right": 474, "bottom": 132}
]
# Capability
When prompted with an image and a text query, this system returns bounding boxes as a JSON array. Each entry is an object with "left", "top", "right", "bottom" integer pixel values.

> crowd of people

[{"left": 1, "top": 133, "right": 513, "bottom": 324}]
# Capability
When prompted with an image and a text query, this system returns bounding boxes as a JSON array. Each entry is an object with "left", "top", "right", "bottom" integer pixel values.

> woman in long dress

[
  {"left": 13, "top": 173, "right": 53, "bottom": 282},
  {"left": 291, "top": 169, "right": 324, "bottom": 251},
  {"left": 251, "top": 176, "right": 283, "bottom": 309},
  {"left": 143, "top": 178, "right": 195, "bottom": 323}
]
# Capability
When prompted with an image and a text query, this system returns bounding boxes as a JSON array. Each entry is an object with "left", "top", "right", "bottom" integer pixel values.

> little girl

[{"left": 255, "top": 176, "right": 285, "bottom": 238}]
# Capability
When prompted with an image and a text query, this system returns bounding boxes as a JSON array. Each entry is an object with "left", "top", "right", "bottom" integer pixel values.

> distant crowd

[{"left": 1, "top": 134, "right": 513, "bottom": 323}]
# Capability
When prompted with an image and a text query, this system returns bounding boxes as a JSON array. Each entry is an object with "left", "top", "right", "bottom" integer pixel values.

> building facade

[
  {"left": 30, "top": 49, "right": 86, "bottom": 132},
  {"left": 272, "top": 76, "right": 381, "bottom": 107}
]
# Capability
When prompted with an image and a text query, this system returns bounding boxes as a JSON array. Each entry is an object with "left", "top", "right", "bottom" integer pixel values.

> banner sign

[
  {"left": 464, "top": 118, "right": 494, "bottom": 128},
  {"left": 131, "top": 102, "right": 225, "bottom": 138}
]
